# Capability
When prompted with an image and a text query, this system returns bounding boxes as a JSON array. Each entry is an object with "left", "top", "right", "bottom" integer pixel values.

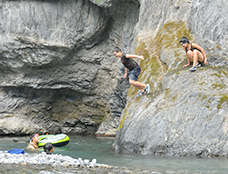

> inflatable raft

[{"left": 38, "top": 134, "right": 70, "bottom": 147}]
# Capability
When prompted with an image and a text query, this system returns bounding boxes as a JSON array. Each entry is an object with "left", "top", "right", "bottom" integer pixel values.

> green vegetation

[
  {"left": 118, "top": 113, "right": 126, "bottom": 130},
  {"left": 155, "top": 22, "right": 194, "bottom": 49},
  {"left": 211, "top": 73, "right": 222, "bottom": 78},
  {"left": 4, "top": 114, "right": 15, "bottom": 118},
  {"left": 128, "top": 21, "right": 193, "bottom": 100},
  {"left": 217, "top": 95, "right": 228, "bottom": 109},
  {"left": 120, "top": 21, "right": 197, "bottom": 129},
  {"left": 212, "top": 83, "right": 225, "bottom": 90},
  {"left": 118, "top": 106, "right": 128, "bottom": 130},
  {"left": 199, "top": 94, "right": 208, "bottom": 100},
  {"left": 216, "top": 45, "right": 222, "bottom": 50},
  {"left": 221, "top": 70, "right": 228, "bottom": 76}
]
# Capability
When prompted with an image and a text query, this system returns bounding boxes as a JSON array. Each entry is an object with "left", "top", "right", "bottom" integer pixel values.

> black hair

[
  {"left": 30, "top": 133, "right": 39, "bottom": 141},
  {"left": 180, "top": 37, "right": 189, "bottom": 43},
  {"left": 112, "top": 47, "right": 121, "bottom": 53},
  {"left": 43, "top": 143, "right": 54, "bottom": 154},
  {"left": 30, "top": 134, "right": 36, "bottom": 140}
]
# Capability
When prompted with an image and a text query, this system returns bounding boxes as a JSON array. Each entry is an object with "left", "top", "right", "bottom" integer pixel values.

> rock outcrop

[
  {"left": 113, "top": 0, "right": 228, "bottom": 157},
  {"left": 1, "top": 0, "right": 228, "bottom": 157},
  {"left": 0, "top": 0, "right": 139, "bottom": 135}
]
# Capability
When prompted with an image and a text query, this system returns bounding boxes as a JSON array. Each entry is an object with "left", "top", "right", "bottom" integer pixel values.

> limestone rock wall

[
  {"left": 113, "top": 0, "right": 228, "bottom": 157},
  {"left": 1, "top": 0, "right": 228, "bottom": 157},
  {"left": 0, "top": 0, "right": 139, "bottom": 135}
]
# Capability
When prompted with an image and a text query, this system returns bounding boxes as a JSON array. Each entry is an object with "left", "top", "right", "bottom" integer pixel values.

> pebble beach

[
  {"left": 0, "top": 151, "right": 156, "bottom": 174},
  {"left": 0, "top": 151, "right": 101, "bottom": 168}
]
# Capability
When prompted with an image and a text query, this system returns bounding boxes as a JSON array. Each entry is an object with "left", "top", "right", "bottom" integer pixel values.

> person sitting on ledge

[
  {"left": 43, "top": 143, "right": 54, "bottom": 154},
  {"left": 180, "top": 37, "right": 207, "bottom": 71},
  {"left": 27, "top": 133, "right": 39, "bottom": 149}
]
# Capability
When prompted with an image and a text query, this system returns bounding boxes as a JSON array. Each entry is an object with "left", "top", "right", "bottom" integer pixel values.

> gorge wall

[
  {"left": 0, "top": 0, "right": 228, "bottom": 157},
  {"left": 113, "top": 0, "right": 228, "bottom": 157},
  {"left": 0, "top": 0, "right": 139, "bottom": 135}
]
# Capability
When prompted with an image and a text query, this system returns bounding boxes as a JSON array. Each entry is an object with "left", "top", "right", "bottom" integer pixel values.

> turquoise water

[{"left": 1, "top": 135, "right": 228, "bottom": 173}]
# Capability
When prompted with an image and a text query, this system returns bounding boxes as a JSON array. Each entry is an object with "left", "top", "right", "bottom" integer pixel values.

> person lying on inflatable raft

[
  {"left": 27, "top": 133, "right": 40, "bottom": 150},
  {"left": 27, "top": 133, "right": 69, "bottom": 150}
]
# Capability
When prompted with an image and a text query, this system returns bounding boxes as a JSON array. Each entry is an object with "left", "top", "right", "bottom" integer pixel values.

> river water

[{"left": 1, "top": 135, "right": 228, "bottom": 173}]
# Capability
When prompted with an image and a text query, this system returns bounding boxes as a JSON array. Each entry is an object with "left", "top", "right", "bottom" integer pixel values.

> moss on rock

[{"left": 217, "top": 95, "right": 228, "bottom": 109}]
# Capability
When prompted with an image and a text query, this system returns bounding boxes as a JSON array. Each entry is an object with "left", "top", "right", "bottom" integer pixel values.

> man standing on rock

[
  {"left": 27, "top": 133, "right": 40, "bottom": 149},
  {"left": 180, "top": 37, "right": 207, "bottom": 71},
  {"left": 112, "top": 47, "right": 149, "bottom": 96}
]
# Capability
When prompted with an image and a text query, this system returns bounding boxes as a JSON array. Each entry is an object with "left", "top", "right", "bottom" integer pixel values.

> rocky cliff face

[
  {"left": 0, "top": 0, "right": 139, "bottom": 135},
  {"left": 0, "top": 0, "right": 228, "bottom": 157},
  {"left": 113, "top": 0, "right": 228, "bottom": 157}
]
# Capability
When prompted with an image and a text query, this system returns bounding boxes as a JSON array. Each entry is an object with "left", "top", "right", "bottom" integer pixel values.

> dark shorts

[{"left": 128, "top": 65, "right": 141, "bottom": 81}]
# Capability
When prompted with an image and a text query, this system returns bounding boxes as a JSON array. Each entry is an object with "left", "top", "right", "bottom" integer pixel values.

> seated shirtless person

[{"left": 27, "top": 133, "right": 39, "bottom": 149}]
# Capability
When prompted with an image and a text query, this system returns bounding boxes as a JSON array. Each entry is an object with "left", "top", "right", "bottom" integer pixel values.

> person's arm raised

[{"left": 126, "top": 54, "right": 144, "bottom": 60}]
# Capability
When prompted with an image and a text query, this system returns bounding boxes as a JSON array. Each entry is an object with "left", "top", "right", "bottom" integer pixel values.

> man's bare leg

[{"left": 129, "top": 79, "right": 146, "bottom": 92}]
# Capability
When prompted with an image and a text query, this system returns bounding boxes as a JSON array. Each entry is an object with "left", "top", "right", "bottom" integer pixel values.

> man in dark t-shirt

[{"left": 112, "top": 47, "right": 149, "bottom": 96}]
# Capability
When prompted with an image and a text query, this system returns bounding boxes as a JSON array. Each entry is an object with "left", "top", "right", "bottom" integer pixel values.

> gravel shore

[
  {"left": 0, "top": 151, "right": 158, "bottom": 174},
  {"left": 0, "top": 151, "right": 109, "bottom": 168}
]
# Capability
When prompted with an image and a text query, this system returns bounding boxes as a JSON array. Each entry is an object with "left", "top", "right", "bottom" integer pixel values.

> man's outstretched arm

[{"left": 126, "top": 54, "right": 144, "bottom": 60}]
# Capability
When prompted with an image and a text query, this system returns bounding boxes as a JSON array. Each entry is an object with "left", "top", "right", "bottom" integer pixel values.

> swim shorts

[{"left": 128, "top": 65, "right": 141, "bottom": 81}]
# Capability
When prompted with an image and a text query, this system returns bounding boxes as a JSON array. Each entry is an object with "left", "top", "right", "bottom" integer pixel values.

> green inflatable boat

[{"left": 38, "top": 134, "right": 70, "bottom": 147}]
